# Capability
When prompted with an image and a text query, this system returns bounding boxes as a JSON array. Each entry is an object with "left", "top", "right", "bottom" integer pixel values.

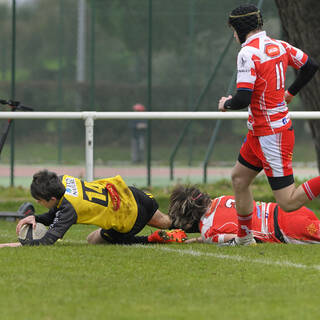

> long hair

[{"left": 168, "top": 185, "right": 212, "bottom": 231}]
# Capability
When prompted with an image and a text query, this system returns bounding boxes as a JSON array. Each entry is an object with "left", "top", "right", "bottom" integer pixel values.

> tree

[{"left": 275, "top": 0, "right": 320, "bottom": 171}]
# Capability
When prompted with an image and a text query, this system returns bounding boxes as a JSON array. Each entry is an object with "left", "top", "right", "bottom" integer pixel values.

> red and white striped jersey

[
  {"left": 199, "top": 195, "right": 279, "bottom": 243},
  {"left": 236, "top": 31, "right": 308, "bottom": 136}
]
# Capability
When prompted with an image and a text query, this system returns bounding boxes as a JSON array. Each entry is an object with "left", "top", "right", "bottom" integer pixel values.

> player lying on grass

[
  {"left": 169, "top": 185, "right": 320, "bottom": 245},
  {"left": 0, "top": 170, "right": 186, "bottom": 247}
]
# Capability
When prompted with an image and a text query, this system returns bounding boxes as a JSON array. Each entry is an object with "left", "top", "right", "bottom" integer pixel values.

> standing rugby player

[{"left": 218, "top": 4, "right": 319, "bottom": 245}]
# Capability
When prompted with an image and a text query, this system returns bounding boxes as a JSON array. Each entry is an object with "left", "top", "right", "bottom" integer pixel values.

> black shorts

[
  {"left": 100, "top": 186, "right": 159, "bottom": 244},
  {"left": 238, "top": 154, "right": 294, "bottom": 190}
]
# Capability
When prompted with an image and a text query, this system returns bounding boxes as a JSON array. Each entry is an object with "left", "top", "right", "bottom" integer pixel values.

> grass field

[{"left": 0, "top": 180, "right": 320, "bottom": 320}]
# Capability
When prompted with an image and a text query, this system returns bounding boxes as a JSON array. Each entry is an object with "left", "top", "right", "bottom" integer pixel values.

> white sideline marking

[
  {"left": 62, "top": 240, "right": 320, "bottom": 271},
  {"left": 139, "top": 246, "right": 320, "bottom": 271}
]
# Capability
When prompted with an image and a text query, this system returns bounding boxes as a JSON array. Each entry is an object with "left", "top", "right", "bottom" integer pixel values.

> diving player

[{"left": 12, "top": 170, "right": 186, "bottom": 246}]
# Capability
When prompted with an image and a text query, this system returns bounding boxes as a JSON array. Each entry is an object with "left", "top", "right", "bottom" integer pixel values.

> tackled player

[{"left": 169, "top": 185, "right": 320, "bottom": 246}]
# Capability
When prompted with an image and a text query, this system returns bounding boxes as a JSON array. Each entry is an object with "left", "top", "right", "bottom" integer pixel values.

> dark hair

[
  {"left": 30, "top": 170, "right": 65, "bottom": 201},
  {"left": 228, "top": 4, "right": 263, "bottom": 44},
  {"left": 168, "top": 185, "right": 212, "bottom": 231}
]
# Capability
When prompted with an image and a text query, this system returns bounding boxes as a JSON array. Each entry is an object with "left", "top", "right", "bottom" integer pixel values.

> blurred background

[{"left": 0, "top": 0, "right": 316, "bottom": 187}]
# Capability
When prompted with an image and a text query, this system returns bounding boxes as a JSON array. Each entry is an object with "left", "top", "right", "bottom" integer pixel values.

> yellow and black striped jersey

[{"left": 35, "top": 175, "right": 138, "bottom": 243}]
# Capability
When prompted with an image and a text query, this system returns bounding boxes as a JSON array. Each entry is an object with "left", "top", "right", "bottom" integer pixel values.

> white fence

[{"left": 1, "top": 111, "right": 320, "bottom": 181}]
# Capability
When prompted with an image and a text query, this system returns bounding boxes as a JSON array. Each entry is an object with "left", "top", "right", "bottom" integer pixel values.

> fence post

[
  {"left": 147, "top": 0, "right": 153, "bottom": 187},
  {"left": 83, "top": 113, "right": 95, "bottom": 181},
  {"left": 10, "top": 0, "right": 16, "bottom": 187}
]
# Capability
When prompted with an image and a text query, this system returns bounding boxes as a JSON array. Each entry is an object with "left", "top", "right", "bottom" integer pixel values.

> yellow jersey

[{"left": 35, "top": 175, "right": 138, "bottom": 242}]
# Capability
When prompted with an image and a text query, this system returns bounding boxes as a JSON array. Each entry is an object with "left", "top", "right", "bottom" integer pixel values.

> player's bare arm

[
  {"left": 185, "top": 237, "right": 203, "bottom": 244},
  {"left": 0, "top": 242, "right": 21, "bottom": 248}
]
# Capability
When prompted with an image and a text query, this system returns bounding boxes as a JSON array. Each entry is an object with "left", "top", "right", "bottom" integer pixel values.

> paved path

[
  {"left": 0, "top": 164, "right": 233, "bottom": 178},
  {"left": 0, "top": 164, "right": 318, "bottom": 187}
]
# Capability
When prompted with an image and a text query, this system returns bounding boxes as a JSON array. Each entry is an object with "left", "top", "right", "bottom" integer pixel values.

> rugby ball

[{"left": 18, "top": 223, "right": 47, "bottom": 244}]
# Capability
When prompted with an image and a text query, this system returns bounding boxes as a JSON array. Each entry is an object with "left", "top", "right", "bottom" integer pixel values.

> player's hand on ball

[
  {"left": 18, "top": 223, "right": 47, "bottom": 244},
  {"left": 16, "top": 215, "right": 36, "bottom": 236},
  {"left": 218, "top": 95, "right": 232, "bottom": 111}
]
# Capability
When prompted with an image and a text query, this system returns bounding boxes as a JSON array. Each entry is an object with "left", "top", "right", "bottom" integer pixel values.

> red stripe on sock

[
  {"left": 237, "top": 212, "right": 253, "bottom": 237},
  {"left": 303, "top": 177, "right": 320, "bottom": 200},
  {"left": 302, "top": 182, "right": 313, "bottom": 200}
]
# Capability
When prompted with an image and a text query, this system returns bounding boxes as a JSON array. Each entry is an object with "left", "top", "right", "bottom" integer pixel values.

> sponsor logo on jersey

[
  {"left": 256, "top": 205, "right": 261, "bottom": 219},
  {"left": 106, "top": 183, "right": 120, "bottom": 211},
  {"left": 65, "top": 177, "right": 78, "bottom": 197},
  {"left": 306, "top": 223, "right": 318, "bottom": 236},
  {"left": 237, "top": 69, "right": 251, "bottom": 73},
  {"left": 49, "top": 210, "right": 62, "bottom": 230},
  {"left": 282, "top": 116, "right": 289, "bottom": 125},
  {"left": 240, "top": 56, "right": 247, "bottom": 67},
  {"left": 256, "top": 204, "right": 269, "bottom": 219},
  {"left": 265, "top": 44, "right": 280, "bottom": 57}
]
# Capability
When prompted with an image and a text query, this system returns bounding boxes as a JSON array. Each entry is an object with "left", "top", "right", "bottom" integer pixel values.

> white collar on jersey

[{"left": 241, "top": 30, "right": 266, "bottom": 47}]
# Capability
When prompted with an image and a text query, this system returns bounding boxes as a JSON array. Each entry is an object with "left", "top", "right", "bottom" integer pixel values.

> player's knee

[
  {"left": 86, "top": 232, "right": 95, "bottom": 244},
  {"left": 87, "top": 229, "right": 102, "bottom": 244},
  {"left": 231, "top": 171, "right": 247, "bottom": 191},
  {"left": 274, "top": 187, "right": 304, "bottom": 212}
]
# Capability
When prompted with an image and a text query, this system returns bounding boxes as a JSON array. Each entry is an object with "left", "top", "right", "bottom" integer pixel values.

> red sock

[
  {"left": 237, "top": 212, "right": 253, "bottom": 238},
  {"left": 302, "top": 177, "right": 320, "bottom": 200}
]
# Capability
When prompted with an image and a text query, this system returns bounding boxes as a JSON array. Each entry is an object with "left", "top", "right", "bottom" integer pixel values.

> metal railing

[{"left": 0, "top": 111, "right": 319, "bottom": 184}]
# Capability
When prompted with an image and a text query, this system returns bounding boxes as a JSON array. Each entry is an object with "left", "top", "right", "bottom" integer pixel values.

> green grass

[
  {"left": 0, "top": 180, "right": 320, "bottom": 319},
  {"left": 1, "top": 223, "right": 320, "bottom": 320}
]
